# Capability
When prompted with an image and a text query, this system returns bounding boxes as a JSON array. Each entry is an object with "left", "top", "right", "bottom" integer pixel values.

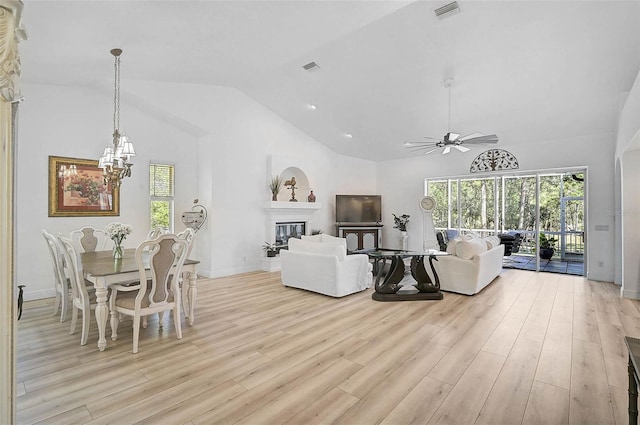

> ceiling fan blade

[
  {"left": 442, "top": 146, "right": 451, "bottom": 155},
  {"left": 462, "top": 134, "right": 499, "bottom": 144},
  {"left": 454, "top": 145, "right": 470, "bottom": 152},
  {"left": 459, "top": 132, "right": 484, "bottom": 141},
  {"left": 406, "top": 147, "right": 437, "bottom": 153}
]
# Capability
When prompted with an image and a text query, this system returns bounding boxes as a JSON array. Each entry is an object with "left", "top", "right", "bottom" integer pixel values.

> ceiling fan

[{"left": 404, "top": 78, "right": 499, "bottom": 155}]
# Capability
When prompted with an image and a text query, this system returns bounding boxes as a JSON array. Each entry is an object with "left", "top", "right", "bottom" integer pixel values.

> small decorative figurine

[{"left": 284, "top": 177, "right": 297, "bottom": 202}]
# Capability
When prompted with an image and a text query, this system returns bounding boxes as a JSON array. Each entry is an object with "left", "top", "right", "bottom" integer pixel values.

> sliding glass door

[{"left": 427, "top": 168, "right": 585, "bottom": 275}]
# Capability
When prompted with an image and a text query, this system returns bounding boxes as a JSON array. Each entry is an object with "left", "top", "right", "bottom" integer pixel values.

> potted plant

[
  {"left": 539, "top": 232, "right": 557, "bottom": 260},
  {"left": 392, "top": 213, "right": 410, "bottom": 233},
  {"left": 393, "top": 213, "right": 410, "bottom": 250},
  {"left": 263, "top": 242, "right": 278, "bottom": 257},
  {"left": 269, "top": 175, "right": 283, "bottom": 201}
]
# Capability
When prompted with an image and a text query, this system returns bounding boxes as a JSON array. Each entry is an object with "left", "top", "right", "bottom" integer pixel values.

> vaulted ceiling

[{"left": 20, "top": 0, "right": 640, "bottom": 161}]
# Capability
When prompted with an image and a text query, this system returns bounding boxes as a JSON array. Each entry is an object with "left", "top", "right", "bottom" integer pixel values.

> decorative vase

[
  {"left": 113, "top": 243, "right": 123, "bottom": 259},
  {"left": 307, "top": 190, "right": 316, "bottom": 202},
  {"left": 398, "top": 231, "right": 408, "bottom": 250},
  {"left": 267, "top": 249, "right": 277, "bottom": 258},
  {"left": 272, "top": 192, "right": 278, "bottom": 201}
]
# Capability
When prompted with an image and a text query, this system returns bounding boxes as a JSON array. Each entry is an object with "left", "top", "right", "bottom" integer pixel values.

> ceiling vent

[
  {"left": 302, "top": 61, "right": 320, "bottom": 72},
  {"left": 434, "top": 1, "right": 460, "bottom": 19}
]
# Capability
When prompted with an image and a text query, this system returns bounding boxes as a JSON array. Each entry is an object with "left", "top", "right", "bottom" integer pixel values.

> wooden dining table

[{"left": 81, "top": 248, "right": 200, "bottom": 351}]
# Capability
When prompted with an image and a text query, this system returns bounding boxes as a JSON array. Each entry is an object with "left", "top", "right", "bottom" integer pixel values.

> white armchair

[{"left": 280, "top": 237, "right": 372, "bottom": 297}]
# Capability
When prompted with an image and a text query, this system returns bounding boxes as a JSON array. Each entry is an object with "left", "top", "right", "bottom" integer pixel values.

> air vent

[
  {"left": 302, "top": 61, "right": 320, "bottom": 72},
  {"left": 434, "top": 1, "right": 460, "bottom": 18}
]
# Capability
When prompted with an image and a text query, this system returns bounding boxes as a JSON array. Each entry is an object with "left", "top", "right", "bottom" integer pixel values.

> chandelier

[{"left": 98, "top": 48, "right": 135, "bottom": 187}]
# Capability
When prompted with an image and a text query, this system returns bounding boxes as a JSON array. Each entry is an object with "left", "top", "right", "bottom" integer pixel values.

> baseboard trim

[
  {"left": 23, "top": 289, "right": 56, "bottom": 302},
  {"left": 622, "top": 288, "right": 640, "bottom": 300},
  {"left": 202, "top": 265, "right": 262, "bottom": 278}
]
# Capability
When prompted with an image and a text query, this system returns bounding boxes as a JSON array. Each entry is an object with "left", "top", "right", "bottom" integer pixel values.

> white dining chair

[
  {"left": 109, "top": 234, "right": 189, "bottom": 353},
  {"left": 146, "top": 226, "right": 168, "bottom": 240},
  {"left": 176, "top": 228, "right": 195, "bottom": 315},
  {"left": 42, "top": 230, "right": 69, "bottom": 322},
  {"left": 58, "top": 236, "right": 98, "bottom": 345},
  {"left": 70, "top": 226, "right": 109, "bottom": 253}
]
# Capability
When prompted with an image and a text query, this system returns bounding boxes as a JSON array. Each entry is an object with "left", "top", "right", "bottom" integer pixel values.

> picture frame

[{"left": 48, "top": 155, "right": 120, "bottom": 217}]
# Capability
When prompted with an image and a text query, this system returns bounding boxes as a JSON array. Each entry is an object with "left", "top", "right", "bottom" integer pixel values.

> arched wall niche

[{"left": 267, "top": 154, "right": 315, "bottom": 202}]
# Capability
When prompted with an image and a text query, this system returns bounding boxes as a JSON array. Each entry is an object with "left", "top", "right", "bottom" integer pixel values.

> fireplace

[
  {"left": 264, "top": 201, "right": 321, "bottom": 271},
  {"left": 276, "top": 222, "right": 305, "bottom": 247}
]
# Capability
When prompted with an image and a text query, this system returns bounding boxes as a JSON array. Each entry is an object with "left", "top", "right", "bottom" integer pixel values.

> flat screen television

[{"left": 335, "top": 195, "right": 382, "bottom": 224}]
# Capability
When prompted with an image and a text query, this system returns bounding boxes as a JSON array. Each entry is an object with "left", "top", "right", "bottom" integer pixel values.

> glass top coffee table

[{"left": 367, "top": 249, "right": 447, "bottom": 301}]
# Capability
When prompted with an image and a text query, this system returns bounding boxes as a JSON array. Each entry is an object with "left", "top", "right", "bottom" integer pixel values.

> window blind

[{"left": 150, "top": 164, "right": 174, "bottom": 198}]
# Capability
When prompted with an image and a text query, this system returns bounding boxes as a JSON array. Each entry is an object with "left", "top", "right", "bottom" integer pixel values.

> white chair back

[
  {"left": 58, "top": 236, "right": 96, "bottom": 345},
  {"left": 70, "top": 226, "right": 109, "bottom": 253},
  {"left": 147, "top": 227, "right": 168, "bottom": 240},
  {"left": 42, "top": 230, "right": 69, "bottom": 322},
  {"left": 176, "top": 228, "right": 195, "bottom": 258}
]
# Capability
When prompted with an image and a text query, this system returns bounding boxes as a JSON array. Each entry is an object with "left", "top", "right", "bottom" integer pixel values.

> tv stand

[{"left": 336, "top": 224, "right": 383, "bottom": 252}]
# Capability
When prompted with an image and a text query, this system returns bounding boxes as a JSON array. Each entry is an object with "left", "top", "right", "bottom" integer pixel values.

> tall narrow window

[{"left": 150, "top": 163, "right": 174, "bottom": 232}]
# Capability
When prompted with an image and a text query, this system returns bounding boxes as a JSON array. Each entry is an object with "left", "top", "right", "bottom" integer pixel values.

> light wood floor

[{"left": 16, "top": 269, "right": 637, "bottom": 424}]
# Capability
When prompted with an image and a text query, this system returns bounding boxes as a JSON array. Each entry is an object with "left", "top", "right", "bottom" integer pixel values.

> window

[{"left": 150, "top": 163, "right": 174, "bottom": 232}]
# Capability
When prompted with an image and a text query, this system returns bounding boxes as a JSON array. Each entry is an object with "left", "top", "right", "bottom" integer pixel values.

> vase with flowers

[{"left": 105, "top": 222, "right": 132, "bottom": 259}]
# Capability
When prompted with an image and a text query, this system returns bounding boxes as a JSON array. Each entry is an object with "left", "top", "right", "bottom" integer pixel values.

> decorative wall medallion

[{"left": 470, "top": 149, "right": 519, "bottom": 173}]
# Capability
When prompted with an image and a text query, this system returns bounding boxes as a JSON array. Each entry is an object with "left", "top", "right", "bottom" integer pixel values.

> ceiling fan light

[{"left": 442, "top": 146, "right": 451, "bottom": 155}]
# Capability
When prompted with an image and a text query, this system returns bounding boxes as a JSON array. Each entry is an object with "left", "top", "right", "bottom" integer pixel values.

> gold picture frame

[{"left": 48, "top": 156, "right": 120, "bottom": 217}]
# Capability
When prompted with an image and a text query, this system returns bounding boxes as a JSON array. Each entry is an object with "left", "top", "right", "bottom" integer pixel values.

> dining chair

[
  {"left": 109, "top": 234, "right": 189, "bottom": 354},
  {"left": 58, "top": 236, "right": 98, "bottom": 345},
  {"left": 176, "top": 228, "right": 196, "bottom": 317},
  {"left": 42, "top": 230, "right": 69, "bottom": 322},
  {"left": 147, "top": 226, "right": 168, "bottom": 240},
  {"left": 70, "top": 226, "right": 109, "bottom": 253}
]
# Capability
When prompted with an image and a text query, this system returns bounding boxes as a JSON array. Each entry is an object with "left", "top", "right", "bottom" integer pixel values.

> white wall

[
  {"left": 615, "top": 70, "right": 640, "bottom": 298},
  {"left": 122, "top": 82, "right": 377, "bottom": 277},
  {"left": 376, "top": 133, "right": 616, "bottom": 282},
  {"left": 16, "top": 83, "right": 200, "bottom": 300},
  {"left": 17, "top": 82, "right": 377, "bottom": 299}
]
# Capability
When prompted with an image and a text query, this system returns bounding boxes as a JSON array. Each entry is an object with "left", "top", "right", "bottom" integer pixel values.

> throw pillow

[
  {"left": 446, "top": 237, "right": 462, "bottom": 255},
  {"left": 455, "top": 237, "right": 487, "bottom": 260},
  {"left": 483, "top": 235, "right": 501, "bottom": 249},
  {"left": 289, "top": 238, "right": 347, "bottom": 260}
]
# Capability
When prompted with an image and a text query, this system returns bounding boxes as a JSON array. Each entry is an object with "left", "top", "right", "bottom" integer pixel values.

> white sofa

[
  {"left": 428, "top": 235, "right": 504, "bottom": 295},
  {"left": 280, "top": 236, "right": 373, "bottom": 297}
]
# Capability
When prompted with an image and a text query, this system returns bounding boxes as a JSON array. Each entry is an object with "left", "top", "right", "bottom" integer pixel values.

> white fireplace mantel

[
  {"left": 263, "top": 201, "right": 321, "bottom": 272},
  {"left": 265, "top": 201, "right": 322, "bottom": 211},
  {"left": 264, "top": 201, "right": 321, "bottom": 242}
]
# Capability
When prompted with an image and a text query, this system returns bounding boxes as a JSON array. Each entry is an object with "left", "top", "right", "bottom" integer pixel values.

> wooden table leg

[
  {"left": 187, "top": 272, "right": 197, "bottom": 326},
  {"left": 94, "top": 285, "right": 109, "bottom": 351}
]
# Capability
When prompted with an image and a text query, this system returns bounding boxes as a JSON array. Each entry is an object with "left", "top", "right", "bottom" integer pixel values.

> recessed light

[
  {"left": 345, "top": 133, "right": 353, "bottom": 139},
  {"left": 403, "top": 142, "right": 413, "bottom": 147},
  {"left": 307, "top": 104, "right": 317, "bottom": 110}
]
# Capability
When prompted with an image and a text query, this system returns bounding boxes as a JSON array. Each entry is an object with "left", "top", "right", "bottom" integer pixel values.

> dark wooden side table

[{"left": 625, "top": 336, "right": 640, "bottom": 425}]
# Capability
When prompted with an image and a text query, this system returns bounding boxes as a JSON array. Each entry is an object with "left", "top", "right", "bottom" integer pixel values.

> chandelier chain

[{"left": 113, "top": 54, "right": 120, "bottom": 132}]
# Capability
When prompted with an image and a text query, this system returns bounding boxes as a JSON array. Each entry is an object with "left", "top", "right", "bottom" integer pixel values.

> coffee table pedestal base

[{"left": 372, "top": 289, "right": 443, "bottom": 302}]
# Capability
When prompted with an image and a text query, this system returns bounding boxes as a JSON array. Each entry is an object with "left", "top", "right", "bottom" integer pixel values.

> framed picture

[{"left": 48, "top": 155, "right": 120, "bottom": 217}]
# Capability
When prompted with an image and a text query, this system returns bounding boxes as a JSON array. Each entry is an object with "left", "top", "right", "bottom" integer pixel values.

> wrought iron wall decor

[{"left": 470, "top": 149, "right": 519, "bottom": 173}]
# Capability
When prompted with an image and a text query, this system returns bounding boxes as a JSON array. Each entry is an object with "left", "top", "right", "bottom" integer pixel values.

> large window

[
  {"left": 426, "top": 168, "right": 586, "bottom": 267},
  {"left": 150, "top": 163, "right": 174, "bottom": 232}
]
